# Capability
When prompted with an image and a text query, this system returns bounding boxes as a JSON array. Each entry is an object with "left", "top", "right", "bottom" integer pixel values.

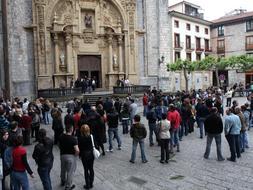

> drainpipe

[{"left": 2, "top": 0, "right": 10, "bottom": 100}]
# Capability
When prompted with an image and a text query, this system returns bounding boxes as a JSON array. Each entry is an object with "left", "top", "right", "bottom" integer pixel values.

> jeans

[
  {"left": 226, "top": 98, "right": 232, "bottom": 107},
  {"left": 226, "top": 134, "right": 241, "bottom": 161},
  {"left": 148, "top": 123, "right": 156, "bottom": 145},
  {"left": 130, "top": 139, "right": 147, "bottom": 162},
  {"left": 143, "top": 105, "right": 148, "bottom": 117},
  {"left": 44, "top": 111, "right": 50, "bottom": 124},
  {"left": 197, "top": 117, "right": 205, "bottom": 138},
  {"left": 122, "top": 119, "right": 129, "bottom": 134},
  {"left": 160, "top": 139, "right": 170, "bottom": 161},
  {"left": 240, "top": 131, "right": 247, "bottom": 151},
  {"left": 204, "top": 134, "right": 224, "bottom": 160},
  {"left": 11, "top": 171, "right": 29, "bottom": 190},
  {"left": 170, "top": 128, "right": 180, "bottom": 151},
  {"left": 179, "top": 120, "right": 189, "bottom": 140},
  {"left": 38, "top": 165, "right": 53, "bottom": 190},
  {"left": 60, "top": 155, "right": 77, "bottom": 190},
  {"left": 108, "top": 128, "right": 121, "bottom": 150}
]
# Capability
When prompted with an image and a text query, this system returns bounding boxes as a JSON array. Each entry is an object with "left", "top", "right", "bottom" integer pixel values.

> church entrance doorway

[{"left": 78, "top": 55, "right": 102, "bottom": 88}]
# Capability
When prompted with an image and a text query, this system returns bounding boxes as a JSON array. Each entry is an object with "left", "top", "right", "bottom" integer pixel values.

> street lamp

[{"left": 158, "top": 55, "right": 165, "bottom": 65}]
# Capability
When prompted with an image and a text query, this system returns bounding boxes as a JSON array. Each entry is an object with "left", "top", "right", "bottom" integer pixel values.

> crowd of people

[{"left": 0, "top": 86, "right": 253, "bottom": 190}]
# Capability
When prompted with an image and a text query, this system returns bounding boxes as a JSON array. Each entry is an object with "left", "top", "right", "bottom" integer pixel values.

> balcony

[
  {"left": 205, "top": 47, "right": 212, "bottom": 54},
  {"left": 246, "top": 44, "right": 253, "bottom": 51},
  {"left": 174, "top": 42, "right": 184, "bottom": 50},
  {"left": 196, "top": 45, "right": 204, "bottom": 52},
  {"left": 217, "top": 47, "right": 225, "bottom": 54},
  {"left": 186, "top": 43, "right": 195, "bottom": 52}
]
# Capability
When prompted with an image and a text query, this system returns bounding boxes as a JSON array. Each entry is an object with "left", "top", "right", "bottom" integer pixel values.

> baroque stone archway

[{"left": 32, "top": 0, "right": 138, "bottom": 90}]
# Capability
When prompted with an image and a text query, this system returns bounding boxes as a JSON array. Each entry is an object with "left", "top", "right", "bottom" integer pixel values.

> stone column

[
  {"left": 108, "top": 34, "right": 113, "bottom": 74},
  {"left": 65, "top": 33, "right": 72, "bottom": 73},
  {"left": 53, "top": 34, "right": 60, "bottom": 73},
  {"left": 118, "top": 35, "right": 124, "bottom": 74}
]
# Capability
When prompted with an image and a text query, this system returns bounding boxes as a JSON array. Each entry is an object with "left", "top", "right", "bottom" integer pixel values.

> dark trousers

[
  {"left": 31, "top": 123, "right": 40, "bottom": 141},
  {"left": 226, "top": 98, "right": 232, "bottom": 107},
  {"left": 122, "top": 119, "right": 129, "bottom": 134},
  {"left": 226, "top": 134, "right": 241, "bottom": 161},
  {"left": 37, "top": 166, "right": 53, "bottom": 190},
  {"left": 160, "top": 139, "right": 170, "bottom": 161},
  {"left": 81, "top": 156, "right": 94, "bottom": 188},
  {"left": 22, "top": 128, "right": 31, "bottom": 145},
  {"left": 53, "top": 130, "right": 62, "bottom": 145}
]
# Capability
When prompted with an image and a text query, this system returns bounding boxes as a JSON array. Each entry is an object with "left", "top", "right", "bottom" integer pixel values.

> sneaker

[
  {"left": 129, "top": 160, "right": 135, "bottom": 164},
  {"left": 150, "top": 143, "right": 154, "bottom": 147},
  {"left": 227, "top": 158, "right": 236, "bottom": 162},
  {"left": 165, "top": 160, "right": 169, "bottom": 163},
  {"left": 83, "top": 185, "right": 90, "bottom": 189},
  {"left": 118, "top": 146, "right": 122, "bottom": 150},
  {"left": 142, "top": 160, "right": 148, "bottom": 163},
  {"left": 106, "top": 149, "right": 113, "bottom": 152},
  {"left": 177, "top": 149, "right": 180, "bottom": 152},
  {"left": 160, "top": 160, "right": 165, "bottom": 164}
]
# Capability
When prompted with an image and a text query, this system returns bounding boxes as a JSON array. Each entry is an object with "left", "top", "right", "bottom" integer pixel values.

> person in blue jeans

[
  {"left": 32, "top": 129, "right": 54, "bottom": 190},
  {"left": 129, "top": 115, "right": 148, "bottom": 163},
  {"left": 146, "top": 105, "right": 157, "bottom": 146}
]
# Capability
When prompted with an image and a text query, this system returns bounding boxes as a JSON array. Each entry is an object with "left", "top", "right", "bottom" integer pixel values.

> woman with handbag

[
  {"left": 78, "top": 124, "right": 95, "bottom": 189},
  {"left": 158, "top": 113, "right": 171, "bottom": 164}
]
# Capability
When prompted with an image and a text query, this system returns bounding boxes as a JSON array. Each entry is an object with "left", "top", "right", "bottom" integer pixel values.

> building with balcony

[
  {"left": 169, "top": 1, "right": 213, "bottom": 91},
  {"left": 211, "top": 9, "right": 253, "bottom": 88}
]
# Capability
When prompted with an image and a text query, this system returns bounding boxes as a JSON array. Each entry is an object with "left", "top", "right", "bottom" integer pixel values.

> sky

[{"left": 169, "top": 0, "right": 253, "bottom": 21}]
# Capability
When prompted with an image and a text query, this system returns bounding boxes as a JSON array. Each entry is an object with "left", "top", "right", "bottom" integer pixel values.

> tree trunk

[
  {"left": 183, "top": 68, "right": 189, "bottom": 92},
  {"left": 215, "top": 68, "right": 220, "bottom": 87}
]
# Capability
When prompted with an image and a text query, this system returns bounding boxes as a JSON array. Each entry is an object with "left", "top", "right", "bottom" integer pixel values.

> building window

[
  {"left": 174, "top": 20, "right": 179, "bottom": 28},
  {"left": 218, "top": 25, "right": 224, "bottom": 36},
  {"left": 246, "top": 36, "right": 253, "bottom": 50},
  {"left": 217, "top": 39, "right": 225, "bottom": 53},
  {"left": 205, "top": 39, "right": 210, "bottom": 51},
  {"left": 205, "top": 28, "right": 209, "bottom": 35},
  {"left": 175, "top": 52, "right": 181, "bottom": 61},
  {"left": 174, "top": 33, "right": 181, "bottom": 48},
  {"left": 186, "top": 35, "right": 191, "bottom": 49},
  {"left": 196, "top": 53, "right": 201, "bottom": 61},
  {"left": 186, "top": 23, "right": 191, "bottom": 30},
  {"left": 195, "top": 26, "right": 199, "bottom": 32},
  {"left": 196, "top": 37, "right": 201, "bottom": 50},
  {"left": 186, "top": 53, "right": 192, "bottom": 61},
  {"left": 246, "top": 20, "right": 253, "bottom": 32}
]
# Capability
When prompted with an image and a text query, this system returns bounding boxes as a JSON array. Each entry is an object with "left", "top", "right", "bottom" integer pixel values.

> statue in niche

[
  {"left": 113, "top": 54, "right": 118, "bottom": 68},
  {"left": 60, "top": 52, "right": 65, "bottom": 65},
  {"left": 84, "top": 13, "right": 92, "bottom": 28}
]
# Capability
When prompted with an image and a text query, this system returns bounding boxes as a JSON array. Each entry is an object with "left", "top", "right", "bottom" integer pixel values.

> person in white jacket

[
  {"left": 225, "top": 89, "right": 233, "bottom": 107},
  {"left": 158, "top": 113, "right": 171, "bottom": 164}
]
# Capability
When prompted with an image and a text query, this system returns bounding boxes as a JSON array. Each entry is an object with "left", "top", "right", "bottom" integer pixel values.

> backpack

[{"left": 3, "top": 147, "right": 13, "bottom": 176}]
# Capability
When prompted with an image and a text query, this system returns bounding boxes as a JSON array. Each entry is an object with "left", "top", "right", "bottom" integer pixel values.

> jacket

[
  {"left": 130, "top": 123, "right": 147, "bottom": 141},
  {"left": 159, "top": 120, "right": 171, "bottom": 139},
  {"left": 204, "top": 113, "right": 223, "bottom": 134},
  {"left": 107, "top": 111, "right": 119, "bottom": 128},
  {"left": 32, "top": 137, "right": 54, "bottom": 167}
]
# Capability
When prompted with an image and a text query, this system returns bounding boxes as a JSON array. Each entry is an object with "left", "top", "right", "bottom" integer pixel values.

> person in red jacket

[
  {"left": 20, "top": 110, "right": 32, "bottom": 145},
  {"left": 12, "top": 136, "right": 34, "bottom": 190},
  {"left": 143, "top": 93, "right": 149, "bottom": 117},
  {"left": 167, "top": 104, "right": 181, "bottom": 153}
]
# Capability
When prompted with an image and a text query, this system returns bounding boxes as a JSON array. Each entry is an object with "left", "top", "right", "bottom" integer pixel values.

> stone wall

[
  {"left": 0, "top": 2, "right": 4, "bottom": 97},
  {"left": 7, "top": 0, "right": 35, "bottom": 99}
]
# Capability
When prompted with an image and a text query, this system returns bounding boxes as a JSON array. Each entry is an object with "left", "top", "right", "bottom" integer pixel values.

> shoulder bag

[{"left": 91, "top": 135, "right": 100, "bottom": 159}]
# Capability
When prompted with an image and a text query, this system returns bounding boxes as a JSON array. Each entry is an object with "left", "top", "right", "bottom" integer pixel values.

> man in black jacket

[
  {"left": 32, "top": 129, "right": 54, "bottom": 190},
  {"left": 203, "top": 107, "right": 225, "bottom": 161}
]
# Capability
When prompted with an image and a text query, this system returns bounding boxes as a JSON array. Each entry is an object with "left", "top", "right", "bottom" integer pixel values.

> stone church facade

[{"left": 0, "top": 0, "right": 171, "bottom": 99}]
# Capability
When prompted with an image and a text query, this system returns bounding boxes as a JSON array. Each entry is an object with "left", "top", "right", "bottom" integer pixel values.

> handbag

[{"left": 91, "top": 135, "right": 100, "bottom": 159}]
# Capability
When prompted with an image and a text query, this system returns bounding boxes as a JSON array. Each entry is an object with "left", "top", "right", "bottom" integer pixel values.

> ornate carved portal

[{"left": 32, "top": 0, "right": 138, "bottom": 90}]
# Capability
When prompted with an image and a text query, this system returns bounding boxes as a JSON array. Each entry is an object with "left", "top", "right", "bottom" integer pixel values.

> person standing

[
  {"left": 167, "top": 104, "right": 181, "bottom": 153},
  {"left": 129, "top": 115, "right": 148, "bottom": 163},
  {"left": 158, "top": 113, "right": 171, "bottom": 163},
  {"left": 11, "top": 136, "right": 34, "bottom": 190},
  {"left": 59, "top": 125, "right": 79, "bottom": 190},
  {"left": 203, "top": 107, "right": 225, "bottom": 161},
  {"left": 129, "top": 99, "right": 138, "bottom": 126},
  {"left": 195, "top": 98, "right": 209, "bottom": 139},
  {"left": 32, "top": 129, "right": 54, "bottom": 190},
  {"left": 224, "top": 108, "right": 242, "bottom": 162},
  {"left": 235, "top": 107, "right": 247, "bottom": 153},
  {"left": 78, "top": 125, "right": 95, "bottom": 189},
  {"left": 143, "top": 93, "right": 148, "bottom": 117},
  {"left": 146, "top": 105, "right": 157, "bottom": 146},
  {"left": 107, "top": 107, "right": 121, "bottom": 152},
  {"left": 0, "top": 130, "right": 9, "bottom": 190},
  {"left": 225, "top": 89, "right": 233, "bottom": 107},
  {"left": 20, "top": 111, "right": 32, "bottom": 145},
  {"left": 52, "top": 110, "right": 64, "bottom": 145},
  {"left": 121, "top": 105, "right": 130, "bottom": 134}
]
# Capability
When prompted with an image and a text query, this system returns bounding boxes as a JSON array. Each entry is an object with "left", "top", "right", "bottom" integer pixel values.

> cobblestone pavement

[{"left": 24, "top": 97, "right": 253, "bottom": 190}]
